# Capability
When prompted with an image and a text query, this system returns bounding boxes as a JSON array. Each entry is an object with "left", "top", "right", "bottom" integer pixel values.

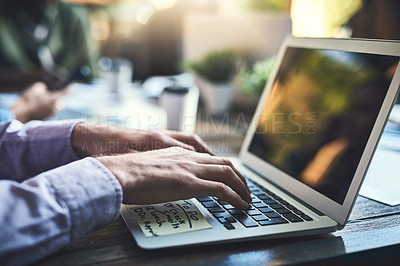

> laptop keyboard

[{"left": 196, "top": 179, "right": 313, "bottom": 230}]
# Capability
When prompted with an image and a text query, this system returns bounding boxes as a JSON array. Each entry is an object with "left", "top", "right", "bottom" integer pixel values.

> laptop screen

[{"left": 248, "top": 47, "right": 398, "bottom": 204}]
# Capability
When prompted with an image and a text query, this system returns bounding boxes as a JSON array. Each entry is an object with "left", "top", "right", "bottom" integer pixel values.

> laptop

[{"left": 121, "top": 36, "right": 400, "bottom": 249}]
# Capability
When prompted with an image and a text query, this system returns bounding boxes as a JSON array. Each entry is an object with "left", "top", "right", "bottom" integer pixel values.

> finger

[
  {"left": 193, "top": 179, "right": 249, "bottom": 210},
  {"left": 25, "top": 82, "right": 47, "bottom": 96},
  {"left": 160, "top": 136, "right": 196, "bottom": 151},
  {"left": 54, "top": 100, "right": 65, "bottom": 112},
  {"left": 177, "top": 153, "right": 249, "bottom": 192},
  {"left": 49, "top": 88, "right": 69, "bottom": 101},
  {"left": 193, "top": 163, "right": 251, "bottom": 203},
  {"left": 141, "top": 148, "right": 250, "bottom": 198},
  {"left": 32, "top": 82, "right": 47, "bottom": 92},
  {"left": 207, "top": 157, "right": 247, "bottom": 187},
  {"left": 164, "top": 131, "right": 215, "bottom": 155}
]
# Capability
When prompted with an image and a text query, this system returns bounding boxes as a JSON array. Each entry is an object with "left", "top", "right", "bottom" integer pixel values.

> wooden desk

[
  {"left": 35, "top": 196, "right": 400, "bottom": 265},
  {"left": 36, "top": 112, "right": 400, "bottom": 265}
]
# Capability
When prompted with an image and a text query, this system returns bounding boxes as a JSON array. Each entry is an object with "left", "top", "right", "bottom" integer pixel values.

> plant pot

[{"left": 194, "top": 74, "right": 233, "bottom": 115}]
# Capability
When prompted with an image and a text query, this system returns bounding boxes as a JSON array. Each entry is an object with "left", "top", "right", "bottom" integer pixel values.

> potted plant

[
  {"left": 236, "top": 57, "right": 275, "bottom": 97},
  {"left": 183, "top": 49, "right": 240, "bottom": 115}
]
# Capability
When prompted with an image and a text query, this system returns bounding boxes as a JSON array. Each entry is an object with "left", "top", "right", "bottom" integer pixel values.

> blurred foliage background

[{"left": 63, "top": 0, "right": 366, "bottom": 81}]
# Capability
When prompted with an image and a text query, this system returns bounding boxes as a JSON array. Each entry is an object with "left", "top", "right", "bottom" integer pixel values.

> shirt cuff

[
  {"left": 24, "top": 120, "right": 81, "bottom": 168},
  {"left": 43, "top": 157, "right": 123, "bottom": 242}
]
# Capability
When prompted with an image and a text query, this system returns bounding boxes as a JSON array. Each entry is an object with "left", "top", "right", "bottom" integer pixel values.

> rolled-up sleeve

[
  {"left": 0, "top": 157, "right": 123, "bottom": 266},
  {"left": 0, "top": 120, "right": 80, "bottom": 181}
]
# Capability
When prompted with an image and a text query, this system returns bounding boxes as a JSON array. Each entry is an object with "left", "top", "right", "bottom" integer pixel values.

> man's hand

[
  {"left": 10, "top": 82, "right": 69, "bottom": 123},
  {"left": 72, "top": 123, "right": 214, "bottom": 158},
  {"left": 96, "top": 147, "right": 251, "bottom": 210}
]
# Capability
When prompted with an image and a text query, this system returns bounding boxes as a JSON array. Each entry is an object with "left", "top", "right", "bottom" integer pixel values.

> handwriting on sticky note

[{"left": 127, "top": 200, "right": 212, "bottom": 237}]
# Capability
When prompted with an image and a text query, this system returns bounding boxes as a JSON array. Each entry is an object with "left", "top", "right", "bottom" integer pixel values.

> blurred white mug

[
  {"left": 99, "top": 57, "right": 133, "bottom": 93},
  {"left": 159, "top": 85, "right": 199, "bottom": 133}
]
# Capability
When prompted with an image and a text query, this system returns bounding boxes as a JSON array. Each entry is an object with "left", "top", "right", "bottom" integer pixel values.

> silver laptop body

[{"left": 122, "top": 36, "right": 400, "bottom": 249}]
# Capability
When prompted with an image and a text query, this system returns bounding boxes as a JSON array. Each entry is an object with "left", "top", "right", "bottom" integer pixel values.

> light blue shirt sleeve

[
  {"left": 0, "top": 119, "right": 80, "bottom": 182},
  {"left": 0, "top": 120, "right": 123, "bottom": 265},
  {"left": 0, "top": 158, "right": 123, "bottom": 266}
]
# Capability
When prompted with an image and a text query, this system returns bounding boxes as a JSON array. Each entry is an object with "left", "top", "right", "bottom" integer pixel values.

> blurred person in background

[
  {"left": 0, "top": 0, "right": 98, "bottom": 122},
  {"left": 0, "top": 82, "right": 68, "bottom": 122}
]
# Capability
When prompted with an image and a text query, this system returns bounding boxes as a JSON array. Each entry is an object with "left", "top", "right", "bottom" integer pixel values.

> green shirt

[{"left": 0, "top": 0, "right": 97, "bottom": 84}]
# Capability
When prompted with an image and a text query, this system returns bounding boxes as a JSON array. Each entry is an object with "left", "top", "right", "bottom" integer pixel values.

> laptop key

[
  {"left": 196, "top": 196, "right": 213, "bottom": 202},
  {"left": 265, "top": 212, "right": 281, "bottom": 219},
  {"left": 227, "top": 203, "right": 256, "bottom": 211},
  {"left": 258, "top": 195, "right": 272, "bottom": 200},
  {"left": 300, "top": 214, "right": 313, "bottom": 221},
  {"left": 252, "top": 197, "right": 261, "bottom": 202},
  {"left": 276, "top": 208, "right": 291, "bottom": 214},
  {"left": 272, "top": 195, "right": 282, "bottom": 201},
  {"left": 234, "top": 214, "right": 259, "bottom": 228},
  {"left": 282, "top": 213, "right": 303, "bottom": 222},
  {"left": 278, "top": 200, "right": 289, "bottom": 205},
  {"left": 260, "top": 186, "right": 271, "bottom": 192},
  {"left": 293, "top": 210, "right": 305, "bottom": 215},
  {"left": 252, "top": 202, "right": 268, "bottom": 208},
  {"left": 258, "top": 207, "right": 274, "bottom": 213},
  {"left": 229, "top": 209, "right": 243, "bottom": 215},
  {"left": 223, "top": 223, "right": 236, "bottom": 230},
  {"left": 216, "top": 214, "right": 237, "bottom": 224},
  {"left": 202, "top": 201, "right": 219, "bottom": 208},
  {"left": 285, "top": 204, "right": 298, "bottom": 210},
  {"left": 218, "top": 218, "right": 229, "bottom": 224},
  {"left": 247, "top": 205, "right": 256, "bottom": 210},
  {"left": 239, "top": 179, "right": 310, "bottom": 225},
  {"left": 213, "top": 212, "right": 227, "bottom": 218},
  {"left": 262, "top": 199, "right": 277, "bottom": 204},
  {"left": 269, "top": 203, "right": 284, "bottom": 209},
  {"left": 208, "top": 207, "right": 225, "bottom": 213},
  {"left": 246, "top": 209, "right": 262, "bottom": 216},
  {"left": 223, "top": 204, "right": 236, "bottom": 210},
  {"left": 218, "top": 200, "right": 229, "bottom": 205},
  {"left": 224, "top": 216, "right": 237, "bottom": 223},
  {"left": 252, "top": 215, "right": 269, "bottom": 221},
  {"left": 258, "top": 218, "right": 289, "bottom": 226}
]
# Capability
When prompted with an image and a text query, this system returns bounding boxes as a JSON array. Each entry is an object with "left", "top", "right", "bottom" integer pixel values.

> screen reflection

[{"left": 249, "top": 47, "right": 398, "bottom": 204}]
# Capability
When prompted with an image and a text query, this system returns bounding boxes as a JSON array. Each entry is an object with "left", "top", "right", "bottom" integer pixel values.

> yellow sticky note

[{"left": 127, "top": 199, "right": 212, "bottom": 237}]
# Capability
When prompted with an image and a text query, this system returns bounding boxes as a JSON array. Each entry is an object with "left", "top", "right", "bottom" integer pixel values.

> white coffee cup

[{"left": 159, "top": 85, "right": 199, "bottom": 133}]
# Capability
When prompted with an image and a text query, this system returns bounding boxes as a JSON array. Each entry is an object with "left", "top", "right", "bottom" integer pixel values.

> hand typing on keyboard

[
  {"left": 72, "top": 123, "right": 251, "bottom": 209},
  {"left": 197, "top": 179, "right": 313, "bottom": 230},
  {"left": 97, "top": 147, "right": 252, "bottom": 210}
]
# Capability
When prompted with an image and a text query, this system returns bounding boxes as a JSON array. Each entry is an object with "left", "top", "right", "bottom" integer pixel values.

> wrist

[
  {"left": 96, "top": 156, "right": 128, "bottom": 191},
  {"left": 71, "top": 123, "right": 113, "bottom": 157},
  {"left": 72, "top": 123, "right": 132, "bottom": 157},
  {"left": 71, "top": 123, "right": 93, "bottom": 158}
]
